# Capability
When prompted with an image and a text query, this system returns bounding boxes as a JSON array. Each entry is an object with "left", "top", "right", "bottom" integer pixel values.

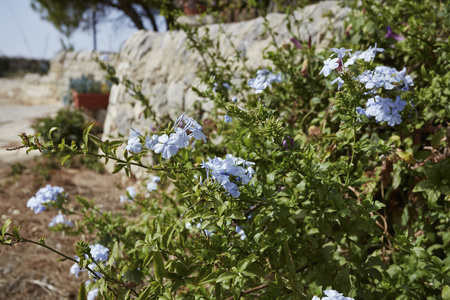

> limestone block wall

[{"left": 103, "top": 0, "right": 350, "bottom": 139}]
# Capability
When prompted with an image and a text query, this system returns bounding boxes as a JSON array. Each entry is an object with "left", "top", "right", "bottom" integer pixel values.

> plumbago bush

[{"left": 1, "top": 1, "right": 450, "bottom": 299}]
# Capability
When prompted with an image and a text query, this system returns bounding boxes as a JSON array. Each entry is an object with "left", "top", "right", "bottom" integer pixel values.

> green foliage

[
  {"left": 31, "top": 108, "right": 103, "bottom": 171},
  {"left": 9, "top": 162, "right": 26, "bottom": 177},
  {"left": 70, "top": 74, "right": 111, "bottom": 94},
  {"left": 4, "top": 1, "right": 450, "bottom": 299}
]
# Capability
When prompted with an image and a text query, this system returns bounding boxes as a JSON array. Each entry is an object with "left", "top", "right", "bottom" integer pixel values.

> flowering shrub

[{"left": 1, "top": 1, "right": 449, "bottom": 299}]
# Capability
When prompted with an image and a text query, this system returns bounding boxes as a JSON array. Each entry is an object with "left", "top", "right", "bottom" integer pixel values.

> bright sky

[{"left": 0, "top": 0, "right": 166, "bottom": 60}]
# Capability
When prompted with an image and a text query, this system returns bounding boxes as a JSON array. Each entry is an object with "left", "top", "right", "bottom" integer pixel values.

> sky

[{"left": 0, "top": 0, "right": 166, "bottom": 60}]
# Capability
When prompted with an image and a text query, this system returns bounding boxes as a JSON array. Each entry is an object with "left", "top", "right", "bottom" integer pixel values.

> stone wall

[
  {"left": 20, "top": 51, "right": 118, "bottom": 105},
  {"left": 103, "top": 0, "right": 350, "bottom": 139}
]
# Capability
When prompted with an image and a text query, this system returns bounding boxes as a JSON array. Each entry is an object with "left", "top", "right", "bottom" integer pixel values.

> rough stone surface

[
  {"left": 100, "top": 0, "right": 349, "bottom": 178},
  {"left": 104, "top": 0, "right": 349, "bottom": 139}
]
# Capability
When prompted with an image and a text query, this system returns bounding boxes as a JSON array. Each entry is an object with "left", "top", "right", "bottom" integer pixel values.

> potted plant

[
  {"left": 183, "top": 0, "right": 207, "bottom": 15},
  {"left": 69, "top": 74, "right": 111, "bottom": 110}
]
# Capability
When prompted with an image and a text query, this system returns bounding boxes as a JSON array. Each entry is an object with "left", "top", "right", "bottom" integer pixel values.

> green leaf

[
  {"left": 1, "top": 219, "right": 11, "bottom": 238},
  {"left": 243, "top": 136, "right": 253, "bottom": 149},
  {"left": 442, "top": 285, "right": 450, "bottom": 300},
  {"left": 113, "top": 164, "right": 126, "bottom": 174},
  {"left": 153, "top": 252, "right": 165, "bottom": 282},
  {"left": 60, "top": 155, "right": 72, "bottom": 166},
  {"left": 431, "top": 130, "right": 445, "bottom": 149},
  {"left": 48, "top": 127, "right": 58, "bottom": 140},
  {"left": 334, "top": 266, "right": 350, "bottom": 293},
  {"left": 267, "top": 171, "right": 276, "bottom": 184},
  {"left": 199, "top": 270, "right": 221, "bottom": 284},
  {"left": 237, "top": 254, "right": 258, "bottom": 272},
  {"left": 412, "top": 246, "right": 430, "bottom": 260},
  {"left": 78, "top": 283, "right": 87, "bottom": 300},
  {"left": 226, "top": 211, "right": 246, "bottom": 220},
  {"left": 213, "top": 197, "right": 226, "bottom": 217},
  {"left": 397, "top": 151, "right": 417, "bottom": 164},
  {"left": 215, "top": 283, "right": 223, "bottom": 300},
  {"left": 107, "top": 242, "right": 119, "bottom": 267},
  {"left": 83, "top": 122, "right": 95, "bottom": 147},
  {"left": 138, "top": 286, "right": 152, "bottom": 300},
  {"left": 89, "top": 134, "right": 103, "bottom": 147},
  {"left": 161, "top": 225, "right": 175, "bottom": 249},
  {"left": 216, "top": 271, "right": 237, "bottom": 283}
]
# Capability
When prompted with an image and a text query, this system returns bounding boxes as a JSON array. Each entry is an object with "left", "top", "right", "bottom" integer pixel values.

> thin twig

[{"left": 179, "top": 200, "right": 205, "bottom": 225}]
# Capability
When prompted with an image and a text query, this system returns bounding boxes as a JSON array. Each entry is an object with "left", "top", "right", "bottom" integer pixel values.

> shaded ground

[{"left": 0, "top": 76, "right": 135, "bottom": 299}]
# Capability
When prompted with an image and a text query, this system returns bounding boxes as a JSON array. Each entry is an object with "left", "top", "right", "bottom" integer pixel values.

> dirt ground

[
  {"left": 0, "top": 157, "right": 136, "bottom": 299},
  {"left": 0, "top": 77, "right": 135, "bottom": 299}
]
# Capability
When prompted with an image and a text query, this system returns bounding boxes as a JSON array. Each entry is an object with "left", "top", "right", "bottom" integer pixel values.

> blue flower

[
  {"left": 153, "top": 134, "right": 179, "bottom": 159},
  {"left": 319, "top": 58, "right": 340, "bottom": 77},
  {"left": 87, "top": 288, "right": 99, "bottom": 300},
  {"left": 125, "top": 136, "right": 142, "bottom": 153},
  {"left": 224, "top": 114, "right": 232, "bottom": 123},
  {"left": 90, "top": 244, "right": 109, "bottom": 262},
  {"left": 202, "top": 155, "right": 255, "bottom": 198},
  {"left": 312, "top": 289, "right": 354, "bottom": 300},
  {"left": 49, "top": 214, "right": 74, "bottom": 227},
  {"left": 27, "top": 185, "right": 65, "bottom": 214},
  {"left": 147, "top": 176, "right": 160, "bottom": 192},
  {"left": 248, "top": 76, "right": 268, "bottom": 94}
]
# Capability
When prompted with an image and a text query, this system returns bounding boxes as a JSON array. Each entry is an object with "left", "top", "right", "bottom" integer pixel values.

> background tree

[{"left": 31, "top": 0, "right": 179, "bottom": 51}]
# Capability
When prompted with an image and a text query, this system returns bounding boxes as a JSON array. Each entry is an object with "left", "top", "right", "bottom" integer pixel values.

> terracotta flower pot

[
  {"left": 183, "top": 0, "right": 207, "bottom": 15},
  {"left": 72, "top": 91, "right": 109, "bottom": 110}
]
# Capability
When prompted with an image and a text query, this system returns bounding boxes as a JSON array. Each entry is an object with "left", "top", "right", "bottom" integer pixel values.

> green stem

[{"left": 345, "top": 122, "right": 357, "bottom": 187}]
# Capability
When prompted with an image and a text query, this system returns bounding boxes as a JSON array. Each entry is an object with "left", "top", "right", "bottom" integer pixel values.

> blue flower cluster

[
  {"left": 320, "top": 45, "right": 413, "bottom": 126},
  {"left": 202, "top": 154, "right": 255, "bottom": 198},
  {"left": 70, "top": 243, "right": 109, "bottom": 279},
  {"left": 49, "top": 214, "right": 74, "bottom": 227},
  {"left": 125, "top": 113, "right": 206, "bottom": 159},
  {"left": 312, "top": 289, "right": 354, "bottom": 300},
  {"left": 120, "top": 186, "right": 137, "bottom": 203},
  {"left": 248, "top": 69, "right": 282, "bottom": 94},
  {"left": 27, "top": 184, "right": 65, "bottom": 214}
]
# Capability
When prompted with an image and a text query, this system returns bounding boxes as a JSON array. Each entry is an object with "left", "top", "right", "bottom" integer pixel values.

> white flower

[
  {"left": 358, "top": 44, "right": 384, "bottom": 62},
  {"left": 266, "top": 72, "right": 282, "bottom": 86},
  {"left": 125, "top": 136, "right": 142, "bottom": 153},
  {"left": 153, "top": 134, "right": 179, "bottom": 159},
  {"left": 147, "top": 176, "right": 160, "bottom": 192},
  {"left": 312, "top": 289, "right": 354, "bottom": 300},
  {"left": 331, "top": 47, "right": 352, "bottom": 63},
  {"left": 90, "top": 244, "right": 109, "bottom": 262},
  {"left": 70, "top": 262, "right": 82, "bottom": 278},
  {"left": 127, "top": 186, "right": 137, "bottom": 199},
  {"left": 27, "top": 185, "right": 65, "bottom": 214},
  {"left": 184, "top": 117, "right": 207, "bottom": 143},
  {"left": 319, "top": 58, "right": 340, "bottom": 77},
  {"left": 49, "top": 214, "right": 74, "bottom": 227},
  {"left": 331, "top": 77, "right": 344, "bottom": 90},
  {"left": 169, "top": 127, "right": 190, "bottom": 149},
  {"left": 248, "top": 76, "right": 268, "bottom": 94},
  {"left": 145, "top": 134, "right": 159, "bottom": 150},
  {"left": 87, "top": 288, "right": 99, "bottom": 300},
  {"left": 236, "top": 225, "right": 247, "bottom": 240},
  {"left": 343, "top": 52, "right": 360, "bottom": 67}
]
